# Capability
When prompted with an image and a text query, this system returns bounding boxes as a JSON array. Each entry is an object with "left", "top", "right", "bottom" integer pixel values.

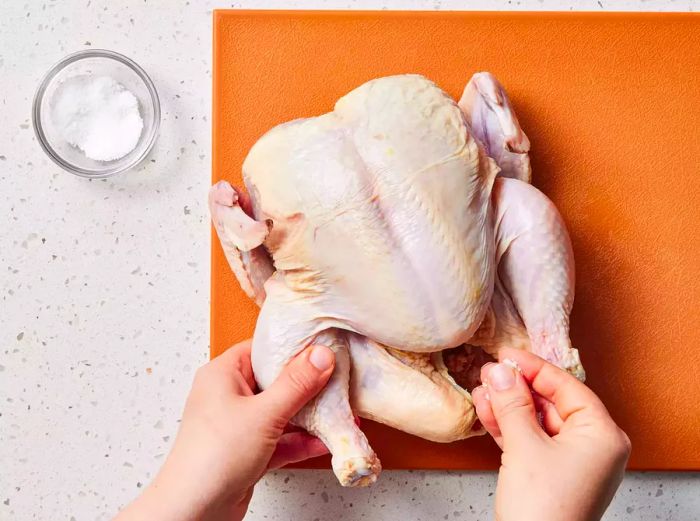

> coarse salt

[{"left": 50, "top": 75, "right": 143, "bottom": 162}]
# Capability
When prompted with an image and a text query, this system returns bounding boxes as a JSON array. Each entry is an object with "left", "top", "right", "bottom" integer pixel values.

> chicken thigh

[{"left": 210, "top": 72, "right": 583, "bottom": 487}]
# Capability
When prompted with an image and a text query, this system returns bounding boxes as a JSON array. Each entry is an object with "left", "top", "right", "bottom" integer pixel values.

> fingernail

[
  {"left": 309, "top": 345, "right": 334, "bottom": 371},
  {"left": 488, "top": 363, "right": 516, "bottom": 391},
  {"left": 482, "top": 362, "right": 496, "bottom": 376}
]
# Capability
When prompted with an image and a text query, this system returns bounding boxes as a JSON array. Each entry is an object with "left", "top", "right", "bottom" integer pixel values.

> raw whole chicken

[{"left": 209, "top": 72, "right": 585, "bottom": 487}]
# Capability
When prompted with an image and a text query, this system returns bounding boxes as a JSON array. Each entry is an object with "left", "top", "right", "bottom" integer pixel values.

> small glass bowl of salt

[{"left": 33, "top": 49, "right": 160, "bottom": 178}]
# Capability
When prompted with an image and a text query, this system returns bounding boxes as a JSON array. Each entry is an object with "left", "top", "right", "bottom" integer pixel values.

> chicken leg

[
  {"left": 253, "top": 276, "right": 380, "bottom": 486},
  {"left": 458, "top": 73, "right": 583, "bottom": 380},
  {"left": 482, "top": 177, "right": 585, "bottom": 380},
  {"left": 348, "top": 333, "right": 481, "bottom": 442},
  {"left": 210, "top": 181, "right": 380, "bottom": 486}
]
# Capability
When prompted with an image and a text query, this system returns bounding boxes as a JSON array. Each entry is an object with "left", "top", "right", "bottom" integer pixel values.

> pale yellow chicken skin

[{"left": 209, "top": 73, "right": 583, "bottom": 487}]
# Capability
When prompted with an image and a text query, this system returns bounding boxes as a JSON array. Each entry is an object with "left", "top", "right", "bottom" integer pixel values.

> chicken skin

[{"left": 210, "top": 72, "right": 582, "bottom": 486}]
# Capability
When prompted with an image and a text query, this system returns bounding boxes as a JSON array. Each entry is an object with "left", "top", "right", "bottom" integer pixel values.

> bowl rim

[{"left": 32, "top": 49, "right": 161, "bottom": 179}]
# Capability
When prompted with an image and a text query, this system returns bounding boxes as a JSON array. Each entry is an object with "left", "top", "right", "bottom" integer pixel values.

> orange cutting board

[{"left": 211, "top": 10, "right": 700, "bottom": 471}]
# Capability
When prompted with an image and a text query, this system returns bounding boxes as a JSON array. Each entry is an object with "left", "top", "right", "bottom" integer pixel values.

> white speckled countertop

[{"left": 1, "top": 1, "right": 698, "bottom": 520}]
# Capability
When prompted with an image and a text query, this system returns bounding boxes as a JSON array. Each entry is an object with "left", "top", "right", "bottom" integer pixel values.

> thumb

[
  {"left": 259, "top": 344, "right": 335, "bottom": 423},
  {"left": 484, "top": 361, "right": 545, "bottom": 450}
]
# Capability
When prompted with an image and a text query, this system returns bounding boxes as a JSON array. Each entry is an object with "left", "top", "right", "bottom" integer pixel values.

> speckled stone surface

[{"left": 0, "top": 1, "right": 698, "bottom": 520}]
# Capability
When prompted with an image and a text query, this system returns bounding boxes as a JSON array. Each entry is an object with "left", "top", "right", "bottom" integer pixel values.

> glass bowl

[{"left": 32, "top": 49, "right": 160, "bottom": 178}]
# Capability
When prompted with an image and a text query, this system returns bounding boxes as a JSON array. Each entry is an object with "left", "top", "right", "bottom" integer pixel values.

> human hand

[
  {"left": 471, "top": 348, "right": 631, "bottom": 521},
  {"left": 115, "top": 340, "right": 335, "bottom": 521}
]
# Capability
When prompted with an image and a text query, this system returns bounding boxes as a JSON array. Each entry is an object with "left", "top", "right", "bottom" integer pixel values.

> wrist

[
  {"left": 114, "top": 479, "right": 199, "bottom": 521},
  {"left": 147, "top": 455, "right": 250, "bottom": 521},
  {"left": 122, "top": 480, "right": 201, "bottom": 521},
  {"left": 145, "top": 459, "right": 213, "bottom": 521}
]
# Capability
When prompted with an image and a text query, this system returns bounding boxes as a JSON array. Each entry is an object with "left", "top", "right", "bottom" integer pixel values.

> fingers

[
  {"left": 496, "top": 348, "right": 608, "bottom": 425},
  {"left": 267, "top": 432, "right": 329, "bottom": 469},
  {"left": 211, "top": 339, "right": 252, "bottom": 368},
  {"left": 480, "top": 362, "right": 496, "bottom": 387},
  {"left": 532, "top": 393, "right": 564, "bottom": 435},
  {"left": 258, "top": 344, "right": 335, "bottom": 423},
  {"left": 471, "top": 385, "right": 503, "bottom": 448},
  {"left": 481, "top": 362, "right": 546, "bottom": 451},
  {"left": 473, "top": 384, "right": 564, "bottom": 443},
  {"left": 204, "top": 340, "right": 257, "bottom": 394}
]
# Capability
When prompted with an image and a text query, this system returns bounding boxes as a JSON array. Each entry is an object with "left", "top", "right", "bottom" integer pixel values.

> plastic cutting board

[{"left": 211, "top": 10, "right": 700, "bottom": 471}]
